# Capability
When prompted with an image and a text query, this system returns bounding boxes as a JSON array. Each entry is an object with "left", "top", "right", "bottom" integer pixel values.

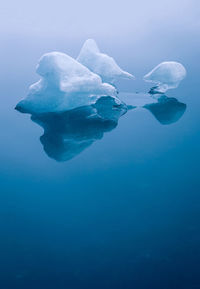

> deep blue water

[{"left": 0, "top": 34, "right": 200, "bottom": 289}]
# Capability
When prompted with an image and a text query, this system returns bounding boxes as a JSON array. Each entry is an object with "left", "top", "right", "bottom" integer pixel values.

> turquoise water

[{"left": 0, "top": 34, "right": 200, "bottom": 289}]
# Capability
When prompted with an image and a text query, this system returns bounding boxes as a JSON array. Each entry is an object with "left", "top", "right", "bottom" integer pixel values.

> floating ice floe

[
  {"left": 16, "top": 52, "right": 117, "bottom": 114},
  {"left": 144, "top": 61, "right": 186, "bottom": 93},
  {"left": 77, "top": 39, "right": 135, "bottom": 84},
  {"left": 30, "top": 96, "right": 128, "bottom": 161}
]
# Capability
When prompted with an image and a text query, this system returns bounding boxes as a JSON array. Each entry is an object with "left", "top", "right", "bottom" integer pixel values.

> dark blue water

[{"left": 0, "top": 33, "right": 200, "bottom": 289}]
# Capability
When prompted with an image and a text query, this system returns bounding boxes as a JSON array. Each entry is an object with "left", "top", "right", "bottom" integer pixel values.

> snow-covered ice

[
  {"left": 77, "top": 39, "right": 135, "bottom": 84},
  {"left": 143, "top": 61, "right": 186, "bottom": 93},
  {"left": 16, "top": 52, "right": 117, "bottom": 114}
]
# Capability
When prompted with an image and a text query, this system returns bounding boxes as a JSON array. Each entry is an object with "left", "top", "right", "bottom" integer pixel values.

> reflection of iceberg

[
  {"left": 30, "top": 96, "right": 128, "bottom": 161},
  {"left": 144, "top": 61, "right": 186, "bottom": 93},
  {"left": 77, "top": 39, "right": 135, "bottom": 84},
  {"left": 144, "top": 95, "right": 186, "bottom": 125},
  {"left": 16, "top": 52, "right": 117, "bottom": 114}
]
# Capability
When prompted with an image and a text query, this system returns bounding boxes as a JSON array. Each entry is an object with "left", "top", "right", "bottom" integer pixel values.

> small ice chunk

[
  {"left": 77, "top": 39, "right": 135, "bottom": 84},
  {"left": 16, "top": 52, "right": 117, "bottom": 114},
  {"left": 143, "top": 61, "right": 186, "bottom": 93}
]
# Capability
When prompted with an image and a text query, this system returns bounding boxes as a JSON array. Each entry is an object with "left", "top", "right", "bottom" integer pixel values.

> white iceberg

[
  {"left": 77, "top": 39, "right": 135, "bottom": 84},
  {"left": 16, "top": 51, "right": 117, "bottom": 114},
  {"left": 143, "top": 61, "right": 186, "bottom": 93}
]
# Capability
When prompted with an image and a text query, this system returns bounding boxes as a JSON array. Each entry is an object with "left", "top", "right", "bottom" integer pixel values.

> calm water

[{"left": 0, "top": 34, "right": 200, "bottom": 289}]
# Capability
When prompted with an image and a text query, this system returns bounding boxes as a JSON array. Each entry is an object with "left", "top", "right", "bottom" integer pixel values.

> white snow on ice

[
  {"left": 16, "top": 51, "right": 117, "bottom": 113},
  {"left": 143, "top": 61, "right": 186, "bottom": 93},
  {"left": 77, "top": 39, "right": 135, "bottom": 84}
]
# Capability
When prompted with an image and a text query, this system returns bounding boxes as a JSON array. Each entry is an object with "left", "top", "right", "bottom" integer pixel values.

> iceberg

[
  {"left": 16, "top": 52, "right": 117, "bottom": 114},
  {"left": 77, "top": 39, "right": 135, "bottom": 84},
  {"left": 30, "top": 96, "right": 128, "bottom": 161},
  {"left": 143, "top": 61, "right": 186, "bottom": 93},
  {"left": 144, "top": 95, "right": 186, "bottom": 125}
]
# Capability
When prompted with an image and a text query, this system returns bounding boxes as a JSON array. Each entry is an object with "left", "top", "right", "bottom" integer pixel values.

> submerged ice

[
  {"left": 77, "top": 39, "right": 135, "bottom": 84},
  {"left": 144, "top": 61, "right": 186, "bottom": 93},
  {"left": 144, "top": 95, "right": 186, "bottom": 125},
  {"left": 30, "top": 96, "right": 128, "bottom": 161},
  {"left": 21, "top": 92, "right": 186, "bottom": 161},
  {"left": 16, "top": 52, "right": 117, "bottom": 114}
]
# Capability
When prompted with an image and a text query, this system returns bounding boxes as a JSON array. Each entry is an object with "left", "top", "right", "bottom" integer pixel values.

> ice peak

[{"left": 77, "top": 39, "right": 135, "bottom": 84}]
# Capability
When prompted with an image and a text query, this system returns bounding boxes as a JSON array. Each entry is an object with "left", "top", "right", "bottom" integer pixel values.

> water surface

[{"left": 0, "top": 32, "right": 200, "bottom": 289}]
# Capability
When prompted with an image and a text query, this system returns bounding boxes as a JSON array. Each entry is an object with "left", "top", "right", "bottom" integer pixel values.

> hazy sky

[
  {"left": 1, "top": 0, "right": 199, "bottom": 42},
  {"left": 0, "top": 0, "right": 199, "bottom": 87}
]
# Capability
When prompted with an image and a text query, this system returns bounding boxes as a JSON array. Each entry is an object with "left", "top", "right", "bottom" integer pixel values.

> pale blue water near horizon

[{"left": 1, "top": 3, "right": 200, "bottom": 288}]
